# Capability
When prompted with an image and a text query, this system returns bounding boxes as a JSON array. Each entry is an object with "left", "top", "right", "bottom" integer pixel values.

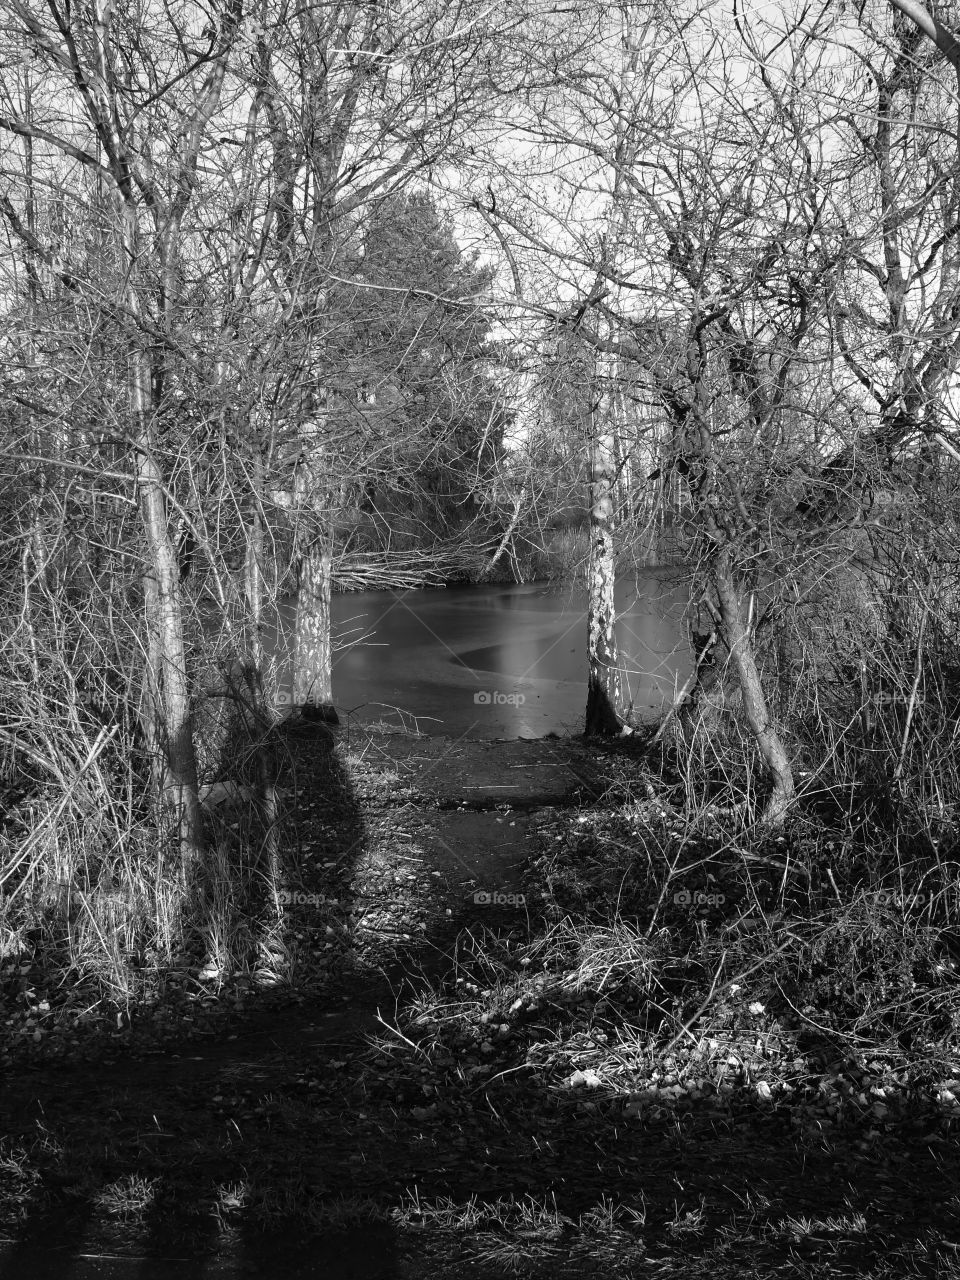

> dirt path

[
  {"left": 0, "top": 731, "right": 609, "bottom": 1277},
  {"left": 3, "top": 731, "right": 594, "bottom": 1081}
]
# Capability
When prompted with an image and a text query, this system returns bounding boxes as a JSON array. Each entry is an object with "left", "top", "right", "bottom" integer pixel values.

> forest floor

[{"left": 1, "top": 724, "right": 959, "bottom": 1277}]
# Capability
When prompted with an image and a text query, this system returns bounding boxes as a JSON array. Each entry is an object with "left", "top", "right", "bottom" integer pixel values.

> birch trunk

[{"left": 585, "top": 421, "right": 630, "bottom": 735}]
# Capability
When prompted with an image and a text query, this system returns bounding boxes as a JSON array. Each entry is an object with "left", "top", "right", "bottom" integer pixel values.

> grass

[
  {"left": 3, "top": 714, "right": 960, "bottom": 1274},
  {"left": 349, "top": 741, "right": 960, "bottom": 1270},
  {"left": 392, "top": 1191, "right": 650, "bottom": 1277}
]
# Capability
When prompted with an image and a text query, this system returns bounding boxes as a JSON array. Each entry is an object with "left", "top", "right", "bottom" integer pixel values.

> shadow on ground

[{"left": 1, "top": 728, "right": 959, "bottom": 1277}]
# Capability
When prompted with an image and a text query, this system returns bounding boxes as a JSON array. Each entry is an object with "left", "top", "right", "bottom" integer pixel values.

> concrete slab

[
  {"left": 352, "top": 736, "right": 601, "bottom": 808},
  {"left": 410, "top": 810, "right": 533, "bottom": 900}
]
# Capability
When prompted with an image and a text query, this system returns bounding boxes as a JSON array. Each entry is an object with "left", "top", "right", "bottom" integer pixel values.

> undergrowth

[{"left": 381, "top": 758, "right": 960, "bottom": 1121}]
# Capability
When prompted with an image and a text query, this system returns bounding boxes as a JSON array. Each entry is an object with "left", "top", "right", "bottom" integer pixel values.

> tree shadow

[
  {"left": 2, "top": 1017, "right": 959, "bottom": 1277},
  {"left": 4, "top": 726, "right": 960, "bottom": 1276}
]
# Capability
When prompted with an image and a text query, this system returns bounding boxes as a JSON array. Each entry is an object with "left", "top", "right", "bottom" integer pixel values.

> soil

[{"left": 1, "top": 726, "right": 958, "bottom": 1278}]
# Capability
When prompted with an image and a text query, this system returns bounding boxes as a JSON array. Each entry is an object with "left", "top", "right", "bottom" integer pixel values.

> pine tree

[{"left": 328, "top": 192, "right": 511, "bottom": 554}]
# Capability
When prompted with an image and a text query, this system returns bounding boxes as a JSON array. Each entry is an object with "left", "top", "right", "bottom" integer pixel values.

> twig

[
  {"left": 894, "top": 604, "right": 929, "bottom": 786},
  {"left": 661, "top": 932, "right": 806, "bottom": 1058},
  {"left": 373, "top": 1011, "right": 426, "bottom": 1057},
  {"left": 647, "top": 629, "right": 717, "bottom": 750},
  {"left": 662, "top": 950, "right": 726, "bottom": 1056}
]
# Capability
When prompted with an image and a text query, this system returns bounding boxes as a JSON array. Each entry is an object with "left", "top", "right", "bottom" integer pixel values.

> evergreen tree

[{"left": 327, "top": 192, "right": 511, "bottom": 553}]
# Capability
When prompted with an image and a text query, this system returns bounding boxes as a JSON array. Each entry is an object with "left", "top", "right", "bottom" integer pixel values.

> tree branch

[{"left": 888, "top": 0, "right": 960, "bottom": 74}]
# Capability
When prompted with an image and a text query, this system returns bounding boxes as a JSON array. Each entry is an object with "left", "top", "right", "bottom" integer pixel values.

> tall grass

[
  {"left": 0, "top": 605, "right": 182, "bottom": 999},
  {"left": 0, "top": 556, "right": 288, "bottom": 1004}
]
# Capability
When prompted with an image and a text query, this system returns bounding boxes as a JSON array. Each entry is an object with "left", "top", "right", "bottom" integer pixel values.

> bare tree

[
  {"left": 0, "top": 0, "right": 248, "bottom": 868},
  {"left": 217, "top": 0, "right": 525, "bottom": 720}
]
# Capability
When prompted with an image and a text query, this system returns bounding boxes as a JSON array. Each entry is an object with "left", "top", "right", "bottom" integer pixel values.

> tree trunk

[
  {"left": 118, "top": 199, "right": 204, "bottom": 876},
  {"left": 887, "top": 0, "right": 960, "bottom": 74},
  {"left": 713, "top": 550, "right": 794, "bottom": 826},
  {"left": 243, "top": 503, "right": 282, "bottom": 912},
  {"left": 585, "top": 418, "right": 631, "bottom": 735},
  {"left": 484, "top": 483, "right": 527, "bottom": 580},
  {"left": 293, "top": 541, "right": 337, "bottom": 722},
  {"left": 133, "top": 381, "right": 205, "bottom": 869}
]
